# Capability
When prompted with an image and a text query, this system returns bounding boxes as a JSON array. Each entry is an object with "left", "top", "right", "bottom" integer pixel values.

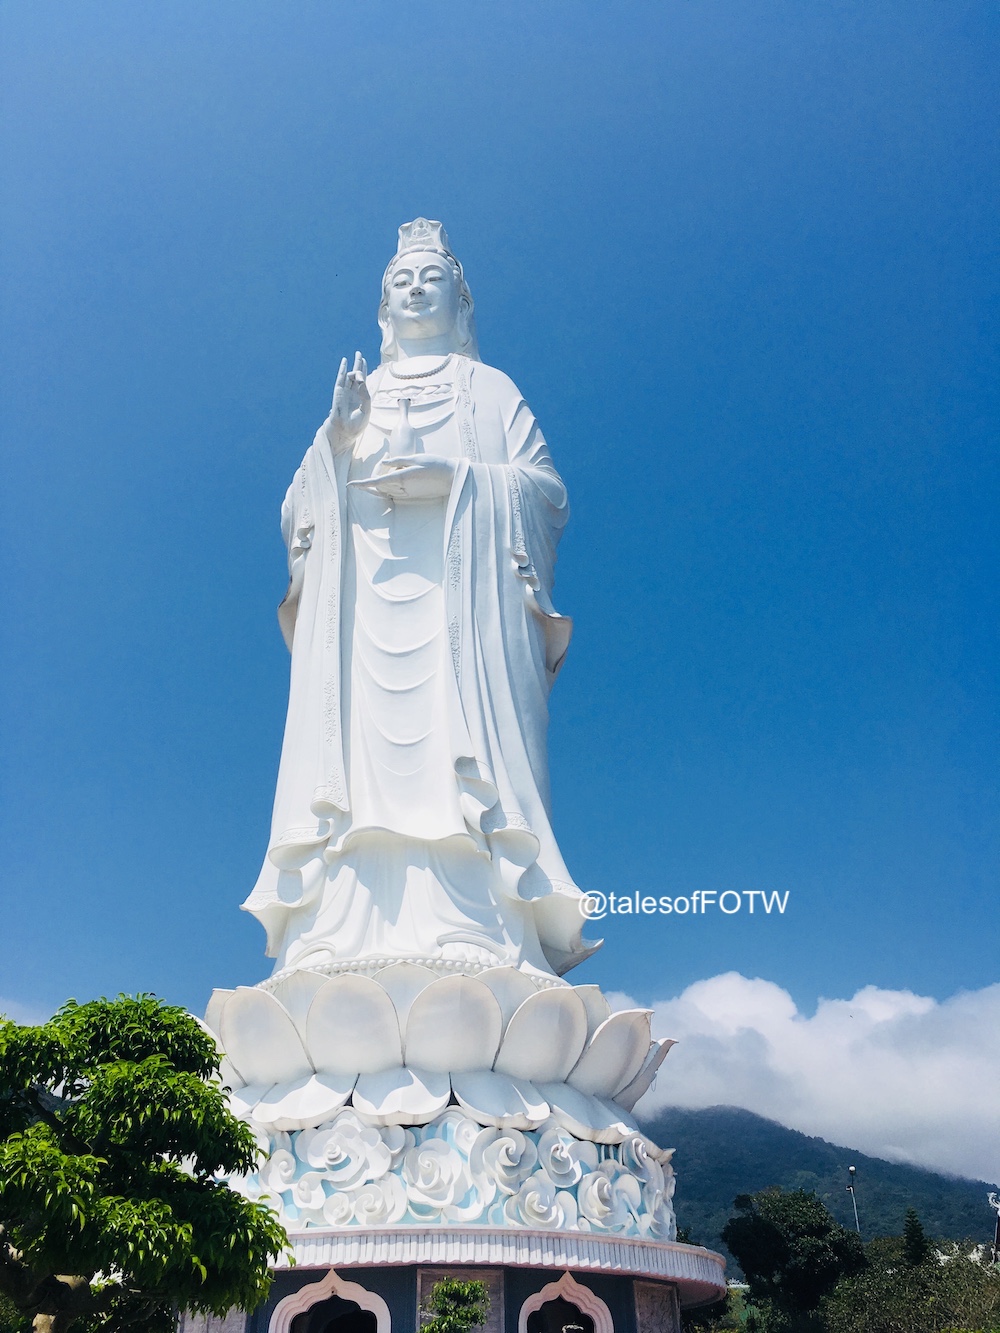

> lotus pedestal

[{"left": 199, "top": 964, "right": 727, "bottom": 1333}]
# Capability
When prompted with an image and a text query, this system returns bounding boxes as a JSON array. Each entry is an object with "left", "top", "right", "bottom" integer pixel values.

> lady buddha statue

[{"left": 243, "top": 219, "right": 597, "bottom": 984}]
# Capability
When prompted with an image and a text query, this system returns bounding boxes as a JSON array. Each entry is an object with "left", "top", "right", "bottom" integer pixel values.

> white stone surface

[
  {"left": 404, "top": 974, "right": 503, "bottom": 1072},
  {"left": 242, "top": 218, "right": 599, "bottom": 982},
  {"left": 206, "top": 971, "right": 662, "bottom": 1142},
  {"left": 306, "top": 974, "right": 402, "bottom": 1075},
  {"left": 493, "top": 988, "right": 589, "bottom": 1082},
  {"left": 276, "top": 1230, "right": 726, "bottom": 1308},
  {"left": 208, "top": 219, "right": 684, "bottom": 1178},
  {"left": 567, "top": 1009, "right": 655, "bottom": 1098},
  {"left": 228, "top": 1107, "right": 676, "bottom": 1239}
]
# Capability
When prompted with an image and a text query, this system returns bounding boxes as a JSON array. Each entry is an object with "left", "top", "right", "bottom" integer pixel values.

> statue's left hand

[{"left": 351, "top": 454, "right": 458, "bottom": 501}]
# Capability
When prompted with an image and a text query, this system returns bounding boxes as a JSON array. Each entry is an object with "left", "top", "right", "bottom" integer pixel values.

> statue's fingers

[
  {"left": 353, "top": 350, "right": 365, "bottom": 378},
  {"left": 334, "top": 357, "right": 348, "bottom": 393}
]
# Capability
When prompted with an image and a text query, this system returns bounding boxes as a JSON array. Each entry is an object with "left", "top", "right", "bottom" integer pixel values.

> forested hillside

[{"left": 640, "top": 1105, "right": 997, "bottom": 1263}]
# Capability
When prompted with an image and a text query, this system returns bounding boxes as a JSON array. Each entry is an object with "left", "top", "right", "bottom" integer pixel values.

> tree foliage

[
  {"left": 420, "top": 1279, "right": 490, "bottom": 1333},
  {"left": 822, "top": 1232, "right": 1000, "bottom": 1333},
  {"left": 0, "top": 996, "right": 288, "bottom": 1333},
  {"left": 903, "top": 1208, "right": 933, "bottom": 1268},
  {"left": 721, "top": 1188, "right": 866, "bottom": 1331},
  {"left": 647, "top": 1107, "right": 997, "bottom": 1266},
  {"left": 675, "top": 1227, "right": 742, "bottom": 1331}
]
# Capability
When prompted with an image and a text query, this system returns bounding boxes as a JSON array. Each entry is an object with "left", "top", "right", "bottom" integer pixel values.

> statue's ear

[
  {"left": 456, "top": 295, "right": 473, "bottom": 349},
  {"left": 378, "top": 300, "right": 395, "bottom": 361}
]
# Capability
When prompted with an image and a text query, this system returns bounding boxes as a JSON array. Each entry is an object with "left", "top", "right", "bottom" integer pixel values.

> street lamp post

[{"left": 847, "top": 1165, "right": 861, "bottom": 1236}]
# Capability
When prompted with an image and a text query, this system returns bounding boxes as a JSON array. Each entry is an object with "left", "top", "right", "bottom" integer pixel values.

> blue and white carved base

[{"left": 229, "top": 1108, "right": 675, "bottom": 1239}]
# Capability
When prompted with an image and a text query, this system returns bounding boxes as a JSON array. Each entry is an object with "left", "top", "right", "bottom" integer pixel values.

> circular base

[{"left": 278, "top": 1227, "right": 726, "bottom": 1308}]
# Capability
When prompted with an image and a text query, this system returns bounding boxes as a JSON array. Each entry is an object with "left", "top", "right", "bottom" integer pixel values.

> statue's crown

[{"left": 394, "top": 217, "right": 453, "bottom": 260}]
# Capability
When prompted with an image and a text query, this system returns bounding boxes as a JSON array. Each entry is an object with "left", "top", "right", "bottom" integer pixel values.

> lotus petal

[
  {"left": 568, "top": 1009, "right": 652, "bottom": 1098},
  {"left": 372, "top": 963, "right": 438, "bottom": 1025},
  {"left": 269, "top": 970, "right": 328, "bottom": 1037},
  {"left": 253, "top": 1072, "right": 356, "bottom": 1131},
  {"left": 218, "top": 1056, "right": 244, "bottom": 1093},
  {"left": 307, "top": 975, "right": 402, "bottom": 1075},
  {"left": 535, "top": 1081, "right": 640, "bottom": 1144},
  {"left": 219, "top": 987, "right": 312, "bottom": 1086},
  {"left": 351, "top": 1066, "right": 451, "bottom": 1126},
  {"left": 191, "top": 1014, "right": 227, "bottom": 1067},
  {"left": 227, "top": 1081, "right": 276, "bottom": 1121},
  {"left": 451, "top": 1070, "right": 550, "bottom": 1129},
  {"left": 572, "top": 984, "right": 611, "bottom": 1039},
  {"left": 404, "top": 976, "right": 502, "bottom": 1072},
  {"left": 494, "top": 987, "right": 588, "bottom": 1082},
  {"left": 204, "top": 989, "right": 233, "bottom": 1039},
  {"left": 476, "top": 967, "right": 540, "bottom": 1029},
  {"left": 614, "top": 1038, "right": 676, "bottom": 1111}
]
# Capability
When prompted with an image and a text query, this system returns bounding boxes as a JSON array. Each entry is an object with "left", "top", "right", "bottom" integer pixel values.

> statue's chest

[{"left": 359, "top": 384, "right": 465, "bottom": 466}]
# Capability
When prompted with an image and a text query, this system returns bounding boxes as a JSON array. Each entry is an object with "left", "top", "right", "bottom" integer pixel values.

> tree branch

[
  {"left": 0, "top": 1226, "right": 39, "bottom": 1306},
  {"left": 23, "top": 1086, "right": 92, "bottom": 1158}
]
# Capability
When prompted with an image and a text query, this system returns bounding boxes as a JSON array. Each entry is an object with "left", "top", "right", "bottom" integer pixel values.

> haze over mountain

[{"left": 639, "top": 1105, "right": 998, "bottom": 1266}]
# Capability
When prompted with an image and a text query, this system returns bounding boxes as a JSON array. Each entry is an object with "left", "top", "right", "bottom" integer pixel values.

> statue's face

[{"left": 385, "top": 250, "right": 462, "bottom": 343}]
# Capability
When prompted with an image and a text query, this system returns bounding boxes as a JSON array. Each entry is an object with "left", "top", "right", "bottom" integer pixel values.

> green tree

[
  {"left": 0, "top": 996, "right": 289, "bottom": 1333},
  {"left": 903, "top": 1209, "right": 933, "bottom": 1268},
  {"left": 420, "top": 1280, "right": 490, "bottom": 1333},
  {"left": 676, "top": 1226, "right": 742, "bottom": 1331},
  {"left": 0, "top": 1292, "right": 27, "bottom": 1333},
  {"left": 822, "top": 1235, "right": 1000, "bottom": 1333},
  {"left": 721, "top": 1188, "right": 866, "bottom": 1331},
  {"left": 680, "top": 1288, "right": 743, "bottom": 1332}
]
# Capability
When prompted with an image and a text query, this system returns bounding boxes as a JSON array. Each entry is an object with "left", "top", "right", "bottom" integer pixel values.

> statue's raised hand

[{"left": 323, "top": 352, "right": 370, "bottom": 451}]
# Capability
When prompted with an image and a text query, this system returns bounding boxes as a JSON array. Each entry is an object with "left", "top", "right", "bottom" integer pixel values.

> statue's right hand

[{"left": 323, "top": 351, "right": 370, "bottom": 450}]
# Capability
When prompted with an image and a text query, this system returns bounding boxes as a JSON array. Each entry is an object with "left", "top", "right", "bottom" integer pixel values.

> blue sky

[{"left": 2, "top": 0, "right": 997, "bottom": 1028}]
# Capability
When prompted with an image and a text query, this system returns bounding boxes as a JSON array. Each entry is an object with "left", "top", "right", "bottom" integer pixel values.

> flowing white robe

[{"left": 242, "top": 357, "right": 596, "bottom": 978}]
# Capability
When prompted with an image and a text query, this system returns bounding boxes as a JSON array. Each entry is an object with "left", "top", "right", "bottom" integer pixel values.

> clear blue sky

[{"left": 2, "top": 0, "right": 997, "bottom": 1021}]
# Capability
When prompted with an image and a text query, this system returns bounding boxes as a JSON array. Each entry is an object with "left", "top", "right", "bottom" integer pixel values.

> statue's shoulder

[{"left": 468, "top": 359, "right": 527, "bottom": 405}]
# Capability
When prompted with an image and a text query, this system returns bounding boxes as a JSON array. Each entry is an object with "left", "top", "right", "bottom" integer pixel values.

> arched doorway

[
  {"left": 526, "top": 1296, "right": 595, "bottom": 1333},
  {"left": 517, "top": 1272, "right": 614, "bottom": 1333},
  {"left": 269, "top": 1271, "right": 390, "bottom": 1333},
  {"left": 292, "top": 1298, "right": 377, "bottom": 1333}
]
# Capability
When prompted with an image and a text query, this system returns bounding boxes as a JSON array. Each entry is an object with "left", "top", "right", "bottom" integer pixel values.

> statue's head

[{"left": 378, "top": 218, "right": 480, "bottom": 362}]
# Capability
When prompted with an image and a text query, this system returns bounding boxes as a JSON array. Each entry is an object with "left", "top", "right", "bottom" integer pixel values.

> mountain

[{"left": 639, "top": 1105, "right": 998, "bottom": 1266}]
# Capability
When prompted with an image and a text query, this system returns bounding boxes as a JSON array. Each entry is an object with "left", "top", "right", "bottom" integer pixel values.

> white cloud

[
  {"left": 0, "top": 996, "right": 51, "bottom": 1025},
  {"left": 616, "top": 973, "right": 1000, "bottom": 1185}
]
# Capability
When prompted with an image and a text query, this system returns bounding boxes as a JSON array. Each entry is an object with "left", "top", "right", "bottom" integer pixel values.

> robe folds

[{"left": 242, "top": 357, "right": 597, "bottom": 978}]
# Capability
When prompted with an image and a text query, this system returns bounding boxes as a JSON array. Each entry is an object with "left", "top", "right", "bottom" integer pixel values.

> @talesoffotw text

[{"left": 580, "top": 889, "right": 790, "bottom": 921}]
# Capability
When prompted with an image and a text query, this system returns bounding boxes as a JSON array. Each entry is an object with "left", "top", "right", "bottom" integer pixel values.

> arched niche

[
  {"left": 517, "top": 1272, "right": 613, "bottom": 1333},
  {"left": 268, "top": 1270, "right": 391, "bottom": 1333}
]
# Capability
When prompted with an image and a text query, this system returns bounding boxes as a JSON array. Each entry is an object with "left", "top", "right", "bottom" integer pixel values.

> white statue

[
  {"left": 209, "top": 224, "right": 684, "bottom": 1243},
  {"left": 243, "top": 219, "right": 597, "bottom": 983}
]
